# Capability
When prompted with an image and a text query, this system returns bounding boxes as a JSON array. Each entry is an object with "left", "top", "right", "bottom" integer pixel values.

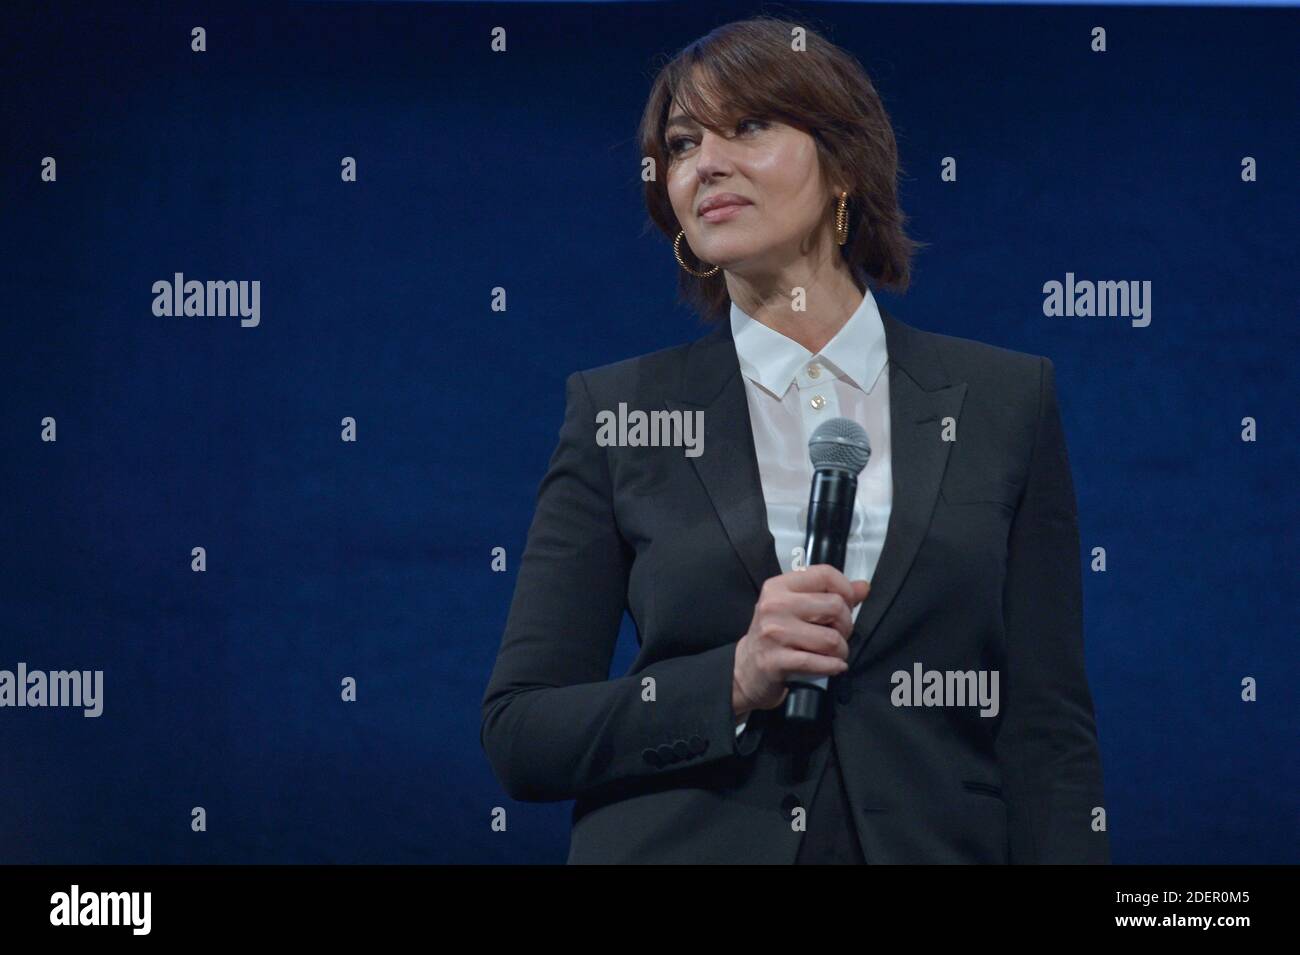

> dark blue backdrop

[{"left": 1, "top": 1, "right": 1296, "bottom": 864}]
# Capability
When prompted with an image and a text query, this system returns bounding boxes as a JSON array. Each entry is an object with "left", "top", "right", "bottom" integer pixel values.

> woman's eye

[{"left": 668, "top": 119, "right": 765, "bottom": 156}]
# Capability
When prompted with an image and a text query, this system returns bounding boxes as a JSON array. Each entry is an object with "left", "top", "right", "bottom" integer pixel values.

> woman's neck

[{"left": 728, "top": 264, "right": 864, "bottom": 355}]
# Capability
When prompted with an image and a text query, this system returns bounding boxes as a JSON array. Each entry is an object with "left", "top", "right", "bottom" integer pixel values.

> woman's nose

[{"left": 694, "top": 129, "right": 735, "bottom": 177}]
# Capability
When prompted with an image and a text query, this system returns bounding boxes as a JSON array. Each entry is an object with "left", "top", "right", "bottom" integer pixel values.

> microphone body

[
  {"left": 783, "top": 467, "right": 858, "bottom": 723},
  {"left": 783, "top": 417, "right": 872, "bottom": 726}
]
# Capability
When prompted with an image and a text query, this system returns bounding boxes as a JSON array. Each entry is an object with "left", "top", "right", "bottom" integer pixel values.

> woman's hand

[{"left": 732, "top": 565, "right": 870, "bottom": 720}]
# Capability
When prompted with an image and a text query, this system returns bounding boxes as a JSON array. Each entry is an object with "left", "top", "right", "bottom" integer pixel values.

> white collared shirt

[{"left": 730, "top": 286, "right": 894, "bottom": 736}]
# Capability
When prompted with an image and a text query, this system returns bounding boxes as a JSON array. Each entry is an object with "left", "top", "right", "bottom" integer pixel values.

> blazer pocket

[
  {"left": 961, "top": 779, "right": 1005, "bottom": 800},
  {"left": 940, "top": 475, "right": 1021, "bottom": 509}
]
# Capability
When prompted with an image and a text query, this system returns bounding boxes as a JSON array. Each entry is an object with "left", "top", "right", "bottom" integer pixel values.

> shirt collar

[{"left": 729, "top": 285, "right": 888, "bottom": 399}]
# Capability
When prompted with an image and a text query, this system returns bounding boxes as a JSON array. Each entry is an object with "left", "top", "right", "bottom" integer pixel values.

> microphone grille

[{"left": 808, "top": 417, "right": 872, "bottom": 474}]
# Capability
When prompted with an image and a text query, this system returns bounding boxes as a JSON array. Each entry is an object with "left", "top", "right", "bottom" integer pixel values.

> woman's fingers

[
  {"left": 772, "top": 646, "right": 851, "bottom": 677},
  {"left": 774, "top": 621, "right": 851, "bottom": 661},
  {"left": 784, "top": 563, "right": 856, "bottom": 606},
  {"left": 789, "top": 591, "right": 854, "bottom": 638}
]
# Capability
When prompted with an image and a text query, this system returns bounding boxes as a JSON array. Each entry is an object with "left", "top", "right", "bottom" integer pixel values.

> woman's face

[{"left": 664, "top": 97, "right": 837, "bottom": 279}]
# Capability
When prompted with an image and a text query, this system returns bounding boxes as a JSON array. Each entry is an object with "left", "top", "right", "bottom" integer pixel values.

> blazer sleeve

[
  {"left": 996, "top": 357, "right": 1111, "bottom": 863},
  {"left": 481, "top": 370, "right": 762, "bottom": 803}
]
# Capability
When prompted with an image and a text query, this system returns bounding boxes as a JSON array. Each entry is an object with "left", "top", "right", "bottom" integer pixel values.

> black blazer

[{"left": 481, "top": 307, "right": 1109, "bottom": 864}]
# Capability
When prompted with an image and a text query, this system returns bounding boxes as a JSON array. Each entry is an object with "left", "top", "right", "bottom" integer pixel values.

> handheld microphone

[{"left": 783, "top": 417, "right": 872, "bottom": 725}]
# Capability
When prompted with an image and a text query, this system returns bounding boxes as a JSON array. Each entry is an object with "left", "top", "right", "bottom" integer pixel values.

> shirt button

[
  {"left": 807, "top": 364, "right": 821, "bottom": 379},
  {"left": 810, "top": 395, "right": 827, "bottom": 410}
]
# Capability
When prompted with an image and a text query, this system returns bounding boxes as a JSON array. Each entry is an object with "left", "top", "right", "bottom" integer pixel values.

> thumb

[{"left": 851, "top": 579, "right": 871, "bottom": 603}]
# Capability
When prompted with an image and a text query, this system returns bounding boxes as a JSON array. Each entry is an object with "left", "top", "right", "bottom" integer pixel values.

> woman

[{"left": 481, "top": 16, "right": 1108, "bottom": 864}]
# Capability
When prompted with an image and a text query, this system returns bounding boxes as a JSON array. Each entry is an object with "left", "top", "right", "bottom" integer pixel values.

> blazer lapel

[
  {"left": 848, "top": 308, "right": 966, "bottom": 667},
  {"left": 666, "top": 323, "right": 783, "bottom": 594},
  {"left": 665, "top": 306, "right": 966, "bottom": 669}
]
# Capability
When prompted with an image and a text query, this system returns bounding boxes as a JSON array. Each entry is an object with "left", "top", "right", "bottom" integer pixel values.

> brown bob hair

[{"left": 637, "top": 15, "right": 923, "bottom": 324}]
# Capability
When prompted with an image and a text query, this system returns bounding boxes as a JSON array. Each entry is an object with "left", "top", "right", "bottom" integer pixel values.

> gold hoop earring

[
  {"left": 835, "top": 191, "right": 850, "bottom": 246},
  {"left": 674, "top": 230, "right": 720, "bottom": 278}
]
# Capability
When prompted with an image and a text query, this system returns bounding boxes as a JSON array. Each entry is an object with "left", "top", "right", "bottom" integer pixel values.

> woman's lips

[{"left": 700, "top": 203, "right": 750, "bottom": 222}]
